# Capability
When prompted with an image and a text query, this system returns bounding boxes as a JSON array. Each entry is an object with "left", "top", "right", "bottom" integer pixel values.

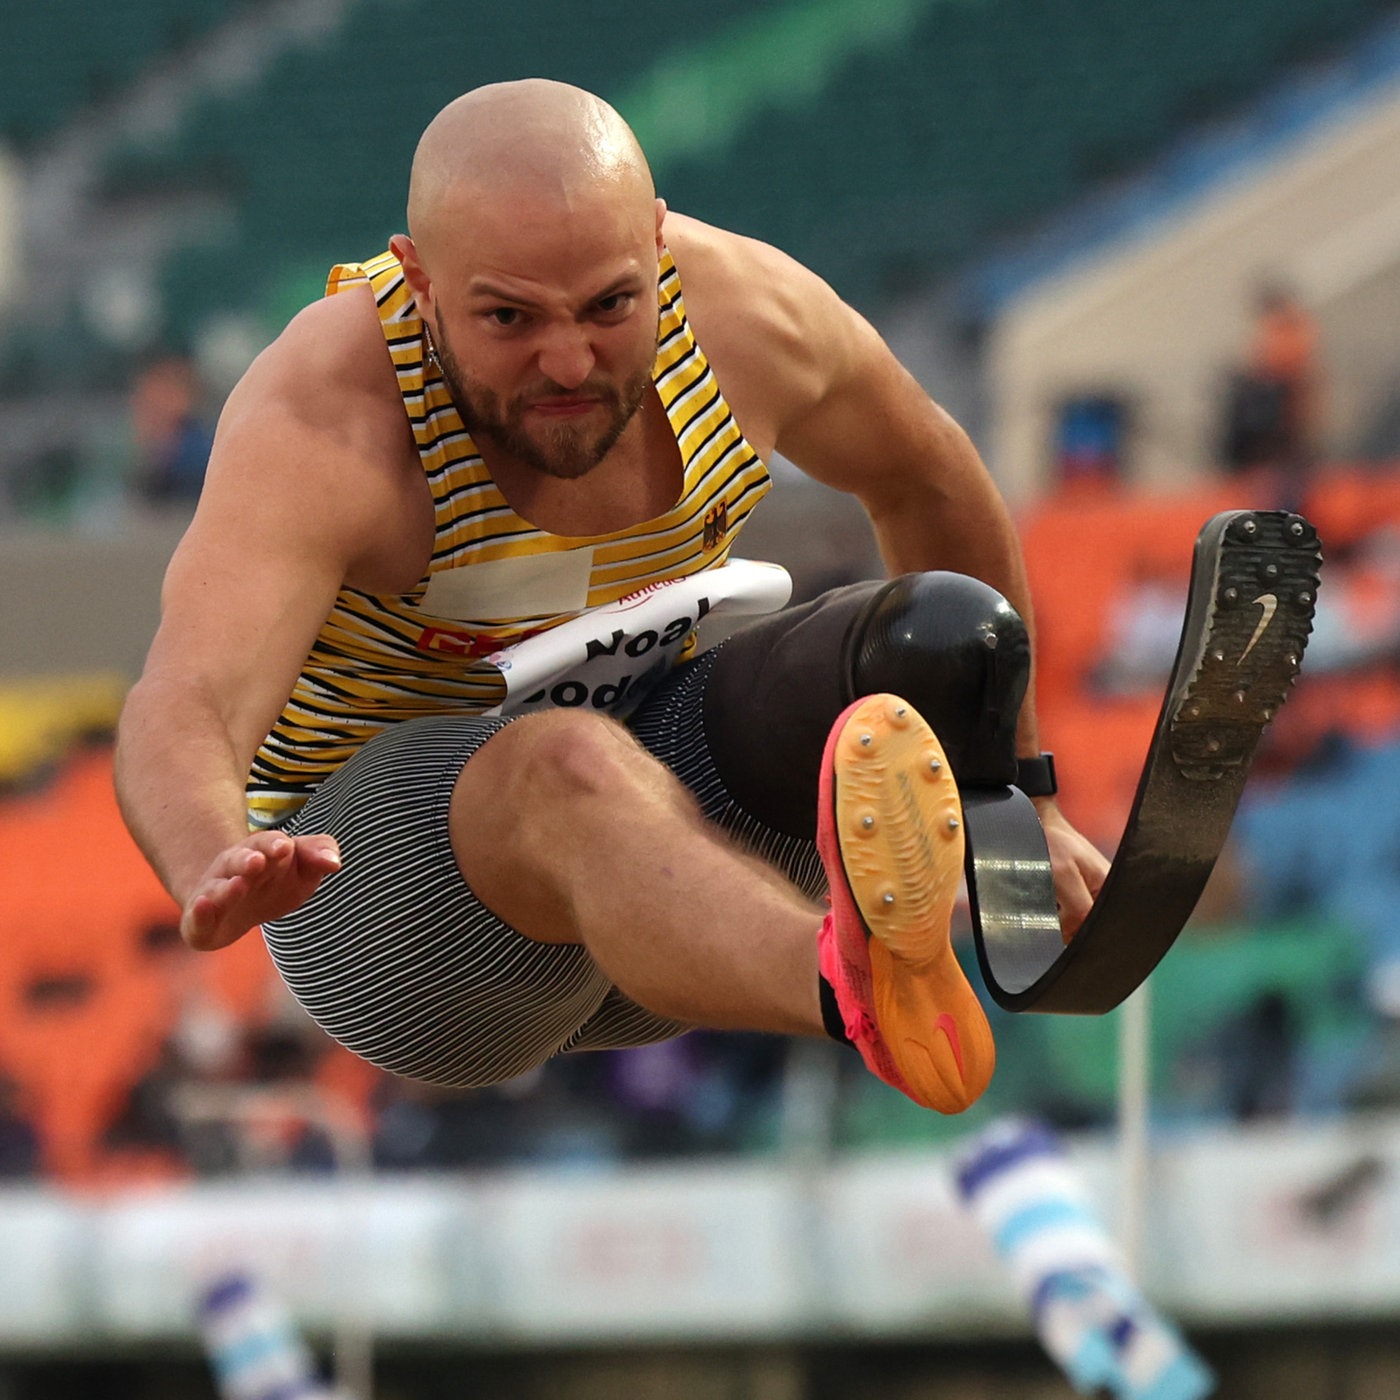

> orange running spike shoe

[{"left": 816, "top": 693, "right": 996, "bottom": 1113}]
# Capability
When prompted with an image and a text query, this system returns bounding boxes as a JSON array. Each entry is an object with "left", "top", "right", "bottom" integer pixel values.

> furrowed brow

[
  {"left": 592, "top": 275, "right": 645, "bottom": 300},
  {"left": 466, "top": 274, "right": 646, "bottom": 309},
  {"left": 467, "top": 280, "right": 541, "bottom": 308}
]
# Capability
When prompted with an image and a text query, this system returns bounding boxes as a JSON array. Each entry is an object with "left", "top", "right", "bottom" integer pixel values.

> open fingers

[
  {"left": 181, "top": 831, "right": 342, "bottom": 952},
  {"left": 1040, "top": 809, "right": 1110, "bottom": 944},
  {"left": 181, "top": 883, "right": 243, "bottom": 947},
  {"left": 293, "top": 833, "right": 342, "bottom": 874}
]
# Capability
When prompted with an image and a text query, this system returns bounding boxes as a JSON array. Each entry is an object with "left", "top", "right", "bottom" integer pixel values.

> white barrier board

[{"left": 3, "top": 1122, "right": 1400, "bottom": 1343}]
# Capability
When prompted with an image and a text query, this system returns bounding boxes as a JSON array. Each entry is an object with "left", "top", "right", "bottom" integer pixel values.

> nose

[{"left": 536, "top": 323, "right": 596, "bottom": 391}]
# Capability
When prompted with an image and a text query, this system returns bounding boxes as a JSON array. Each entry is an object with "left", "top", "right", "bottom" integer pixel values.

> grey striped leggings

[{"left": 262, "top": 649, "right": 827, "bottom": 1087}]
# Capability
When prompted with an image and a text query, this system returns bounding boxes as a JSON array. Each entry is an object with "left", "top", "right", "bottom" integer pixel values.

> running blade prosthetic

[
  {"left": 816, "top": 693, "right": 995, "bottom": 1112},
  {"left": 965, "top": 508, "right": 1323, "bottom": 1013}
]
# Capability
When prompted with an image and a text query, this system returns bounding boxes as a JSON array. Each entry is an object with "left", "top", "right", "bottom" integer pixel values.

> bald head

[{"left": 407, "top": 80, "right": 654, "bottom": 258}]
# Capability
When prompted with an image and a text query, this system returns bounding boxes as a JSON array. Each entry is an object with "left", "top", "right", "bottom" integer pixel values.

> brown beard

[{"left": 431, "top": 313, "right": 652, "bottom": 481}]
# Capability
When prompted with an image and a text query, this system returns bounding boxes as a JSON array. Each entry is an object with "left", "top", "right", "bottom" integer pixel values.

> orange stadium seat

[
  {"left": 0, "top": 970, "right": 175, "bottom": 1180},
  {"left": 1, "top": 751, "right": 174, "bottom": 962},
  {"left": 1018, "top": 484, "right": 1241, "bottom": 701},
  {"left": 0, "top": 746, "right": 284, "bottom": 1182},
  {"left": 1037, "top": 693, "right": 1163, "bottom": 851},
  {"left": 1019, "top": 484, "right": 1280, "bottom": 848},
  {"left": 1303, "top": 463, "right": 1400, "bottom": 553}
]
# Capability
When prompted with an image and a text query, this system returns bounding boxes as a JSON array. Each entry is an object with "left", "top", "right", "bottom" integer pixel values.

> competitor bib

[{"left": 485, "top": 560, "right": 792, "bottom": 719}]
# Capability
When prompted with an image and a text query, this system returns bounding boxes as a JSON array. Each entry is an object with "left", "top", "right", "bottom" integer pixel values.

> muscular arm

[
  {"left": 669, "top": 214, "right": 1107, "bottom": 928},
  {"left": 672, "top": 218, "right": 1039, "bottom": 745},
  {"left": 780, "top": 319, "right": 1042, "bottom": 740},
  {"left": 115, "top": 288, "right": 425, "bottom": 947}
]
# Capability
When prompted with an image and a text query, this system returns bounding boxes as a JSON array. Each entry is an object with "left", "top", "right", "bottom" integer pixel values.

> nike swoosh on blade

[{"left": 1239, "top": 592, "right": 1278, "bottom": 664}]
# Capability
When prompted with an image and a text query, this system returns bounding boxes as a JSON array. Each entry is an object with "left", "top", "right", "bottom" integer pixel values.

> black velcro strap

[{"left": 1015, "top": 752, "right": 1057, "bottom": 797}]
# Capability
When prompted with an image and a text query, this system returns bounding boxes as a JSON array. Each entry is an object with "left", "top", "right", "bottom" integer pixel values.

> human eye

[
  {"left": 485, "top": 306, "right": 526, "bottom": 328},
  {"left": 593, "top": 292, "right": 636, "bottom": 319}
]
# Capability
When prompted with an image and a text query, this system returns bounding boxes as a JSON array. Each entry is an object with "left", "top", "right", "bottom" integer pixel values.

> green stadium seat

[{"left": 0, "top": 0, "right": 252, "bottom": 148}]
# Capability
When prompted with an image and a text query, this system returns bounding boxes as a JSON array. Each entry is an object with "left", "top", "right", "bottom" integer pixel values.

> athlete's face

[{"left": 415, "top": 191, "right": 664, "bottom": 481}]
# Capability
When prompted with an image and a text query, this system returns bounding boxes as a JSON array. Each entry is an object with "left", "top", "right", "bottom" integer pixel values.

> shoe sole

[
  {"left": 824, "top": 694, "right": 995, "bottom": 1112},
  {"left": 1168, "top": 510, "right": 1321, "bottom": 779}
]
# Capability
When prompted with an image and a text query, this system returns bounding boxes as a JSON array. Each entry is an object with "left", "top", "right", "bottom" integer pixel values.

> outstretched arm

[
  {"left": 116, "top": 667, "right": 343, "bottom": 951},
  {"left": 116, "top": 288, "right": 420, "bottom": 949}
]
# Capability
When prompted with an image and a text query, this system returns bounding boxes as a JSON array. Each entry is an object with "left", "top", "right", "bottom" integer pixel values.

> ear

[
  {"left": 654, "top": 198, "right": 668, "bottom": 254},
  {"left": 390, "top": 233, "right": 433, "bottom": 318}
]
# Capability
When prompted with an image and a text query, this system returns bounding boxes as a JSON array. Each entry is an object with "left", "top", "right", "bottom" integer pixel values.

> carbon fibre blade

[{"left": 965, "top": 509, "right": 1321, "bottom": 1014}]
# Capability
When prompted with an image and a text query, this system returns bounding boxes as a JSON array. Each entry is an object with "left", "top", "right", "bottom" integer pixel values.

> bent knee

[
  {"left": 486, "top": 708, "right": 644, "bottom": 800},
  {"left": 452, "top": 709, "right": 662, "bottom": 846},
  {"left": 449, "top": 711, "right": 645, "bottom": 939}
]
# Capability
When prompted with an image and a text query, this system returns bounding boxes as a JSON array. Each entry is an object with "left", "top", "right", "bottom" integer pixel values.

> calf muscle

[{"left": 449, "top": 711, "right": 825, "bottom": 1035}]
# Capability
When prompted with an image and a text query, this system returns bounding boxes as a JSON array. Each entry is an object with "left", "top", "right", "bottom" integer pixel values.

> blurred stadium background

[{"left": 5, "top": 0, "right": 1400, "bottom": 1395}]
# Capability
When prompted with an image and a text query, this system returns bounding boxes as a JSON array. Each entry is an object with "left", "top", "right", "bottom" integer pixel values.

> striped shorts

[{"left": 262, "top": 648, "right": 827, "bottom": 1088}]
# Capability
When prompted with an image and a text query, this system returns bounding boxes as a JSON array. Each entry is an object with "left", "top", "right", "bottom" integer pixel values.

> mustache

[{"left": 519, "top": 377, "right": 621, "bottom": 404}]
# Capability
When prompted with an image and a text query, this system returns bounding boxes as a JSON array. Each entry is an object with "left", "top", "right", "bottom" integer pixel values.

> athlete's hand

[
  {"left": 1034, "top": 799, "right": 1110, "bottom": 942},
  {"left": 179, "top": 830, "right": 342, "bottom": 951}
]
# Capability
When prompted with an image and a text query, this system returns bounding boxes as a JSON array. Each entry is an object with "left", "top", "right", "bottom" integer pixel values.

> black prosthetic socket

[
  {"left": 701, "top": 582, "right": 886, "bottom": 839},
  {"left": 848, "top": 571, "right": 1030, "bottom": 788},
  {"left": 701, "top": 572, "right": 1032, "bottom": 840}
]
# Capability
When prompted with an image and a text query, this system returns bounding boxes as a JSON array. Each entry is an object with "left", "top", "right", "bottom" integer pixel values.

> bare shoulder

[
  {"left": 224, "top": 284, "right": 404, "bottom": 445},
  {"left": 138, "top": 284, "right": 423, "bottom": 750},
  {"left": 194, "top": 284, "right": 425, "bottom": 588},
  {"left": 663, "top": 212, "right": 866, "bottom": 450}
]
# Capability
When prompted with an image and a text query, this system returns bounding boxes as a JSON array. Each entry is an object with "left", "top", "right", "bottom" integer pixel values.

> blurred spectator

[
  {"left": 234, "top": 993, "right": 341, "bottom": 1172},
  {"left": 103, "top": 977, "right": 350, "bottom": 1177},
  {"left": 0, "top": 1073, "right": 41, "bottom": 1179},
  {"left": 368, "top": 1033, "right": 791, "bottom": 1170},
  {"left": 607, "top": 1032, "right": 789, "bottom": 1158},
  {"left": 372, "top": 1075, "right": 554, "bottom": 1170},
  {"left": 1091, "top": 553, "right": 1188, "bottom": 696},
  {"left": 1221, "top": 281, "right": 1321, "bottom": 504},
  {"left": 1054, "top": 392, "right": 1130, "bottom": 490},
  {"left": 1217, "top": 989, "right": 1299, "bottom": 1121},
  {"left": 105, "top": 1035, "right": 203, "bottom": 1162},
  {"left": 104, "top": 999, "right": 254, "bottom": 1177},
  {"left": 604, "top": 1037, "right": 706, "bottom": 1157},
  {"left": 128, "top": 352, "right": 216, "bottom": 505}
]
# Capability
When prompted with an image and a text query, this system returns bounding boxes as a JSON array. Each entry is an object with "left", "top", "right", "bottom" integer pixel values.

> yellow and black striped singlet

[{"left": 246, "top": 248, "right": 771, "bottom": 827}]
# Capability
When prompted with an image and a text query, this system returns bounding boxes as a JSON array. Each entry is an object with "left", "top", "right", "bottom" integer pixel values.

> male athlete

[{"left": 116, "top": 79, "right": 1110, "bottom": 1115}]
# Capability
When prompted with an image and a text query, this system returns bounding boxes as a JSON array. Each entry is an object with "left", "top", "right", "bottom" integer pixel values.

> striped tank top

[{"left": 246, "top": 248, "right": 771, "bottom": 827}]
